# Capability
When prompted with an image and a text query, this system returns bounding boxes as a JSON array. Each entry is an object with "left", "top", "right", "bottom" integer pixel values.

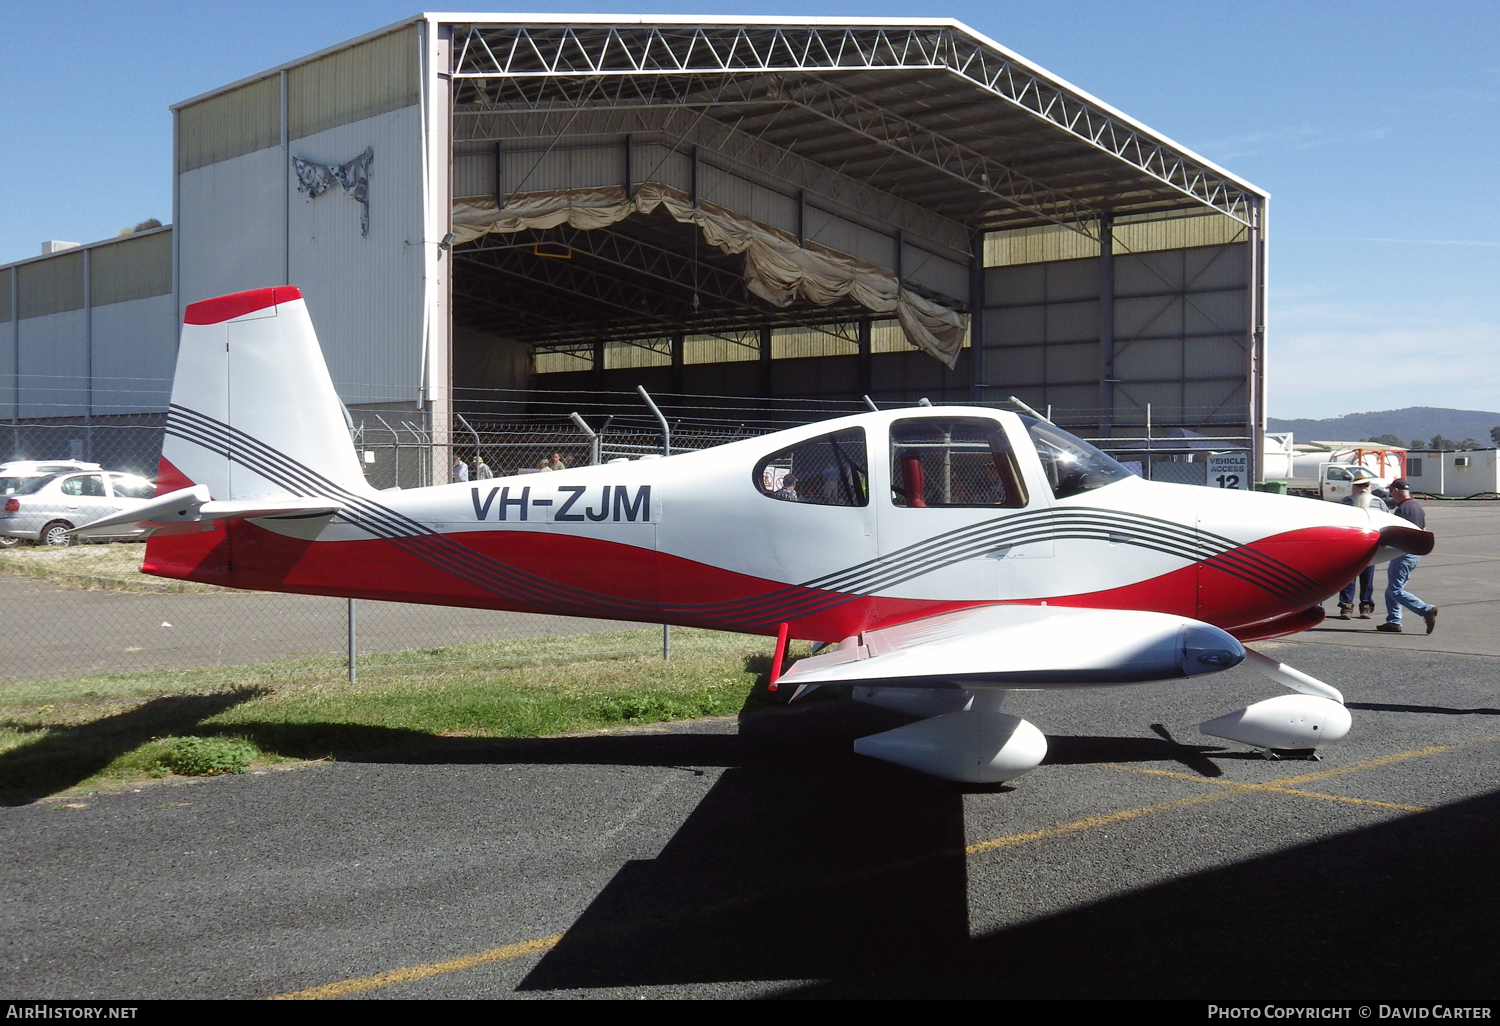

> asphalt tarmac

[
  {"left": 2, "top": 503, "right": 1497, "bottom": 1000},
  {"left": 0, "top": 575, "right": 648, "bottom": 683}
]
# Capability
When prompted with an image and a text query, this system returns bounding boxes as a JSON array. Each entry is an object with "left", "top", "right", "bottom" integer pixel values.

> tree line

[{"left": 1363, "top": 427, "right": 1500, "bottom": 450}]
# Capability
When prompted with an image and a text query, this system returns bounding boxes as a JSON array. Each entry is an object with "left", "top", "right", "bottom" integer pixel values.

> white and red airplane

[{"left": 82, "top": 287, "right": 1434, "bottom": 782}]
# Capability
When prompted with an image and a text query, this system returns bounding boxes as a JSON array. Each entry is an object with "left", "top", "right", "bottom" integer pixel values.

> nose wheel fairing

[{"left": 852, "top": 689, "right": 1048, "bottom": 784}]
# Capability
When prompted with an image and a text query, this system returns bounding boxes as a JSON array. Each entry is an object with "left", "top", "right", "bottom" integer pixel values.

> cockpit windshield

[{"left": 1020, "top": 417, "right": 1133, "bottom": 499}]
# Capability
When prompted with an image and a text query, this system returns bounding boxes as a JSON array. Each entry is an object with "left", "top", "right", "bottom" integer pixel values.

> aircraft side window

[
  {"left": 753, "top": 428, "right": 868, "bottom": 506},
  {"left": 1021, "top": 417, "right": 1132, "bottom": 499},
  {"left": 889, "top": 417, "right": 1027, "bottom": 509}
]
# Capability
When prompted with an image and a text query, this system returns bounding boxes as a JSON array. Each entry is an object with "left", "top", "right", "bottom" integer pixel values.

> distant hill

[{"left": 1267, "top": 407, "right": 1500, "bottom": 448}]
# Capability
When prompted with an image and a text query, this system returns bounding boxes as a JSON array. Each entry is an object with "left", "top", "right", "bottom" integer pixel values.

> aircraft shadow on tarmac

[
  {"left": 504, "top": 703, "right": 1247, "bottom": 995},
  {"left": 779, "top": 784, "right": 1500, "bottom": 999},
  {"left": 509, "top": 700, "right": 1500, "bottom": 998}
]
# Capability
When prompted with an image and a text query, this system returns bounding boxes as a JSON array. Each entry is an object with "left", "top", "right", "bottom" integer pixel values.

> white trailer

[{"left": 1404, "top": 450, "right": 1500, "bottom": 497}]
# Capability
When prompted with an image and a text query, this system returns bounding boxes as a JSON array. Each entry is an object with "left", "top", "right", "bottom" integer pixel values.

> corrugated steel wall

[
  {"left": 176, "top": 145, "right": 287, "bottom": 306},
  {"left": 287, "top": 26, "right": 420, "bottom": 141},
  {"left": 453, "top": 144, "right": 498, "bottom": 200},
  {"left": 699, "top": 163, "right": 798, "bottom": 236},
  {"left": 1, "top": 269, "right": 13, "bottom": 419},
  {"left": 90, "top": 230, "right": 172, "bottom": 306},
  {"left": 3, "top": 232, "right": 178, "bottom": 420},
  {"left": 287, "top": 104, "right": 426, "bottom": 405},
  {"left": 1112, "top": 245, "right": 1248, "bottom": 428},
  {"left": 683, "top": 333, "right": 759, "bottom": 366},
  {"left": 803, "top": 206, "right": 895, "bottom": 270},
  {"left": 985, "top": 258, "right": 1099, "bottom": 418},
  {"left": 18, "top": 311, "right": 87, "bottom": 418},
  {"left": 983, "top": 240, "right": 1249, "bottom": 430},
  {"left": 92, "top": 294, "right": 177, "bottom": 414},
  {"left": 901, "top": 241, "right": 968, "bottom": 300},
  {"left": 605, "top": 340, "right": 670, "bottom": 370},
  {"left": 17, "top": 252, "right": 84, "bottom": 318},
  {"left": 985, "top": 213, "right": 1247, "bottom": 267},
  {"left": 177, "top": 76, "right": 280, "bottom": 175},
  {"left": 772, "top": 325, "right": 858, "bottom": 360}
]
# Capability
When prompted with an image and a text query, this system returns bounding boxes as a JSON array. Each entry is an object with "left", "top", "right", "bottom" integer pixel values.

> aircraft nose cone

[{"left": 1180, "top": 623, "right": 1245, "bottom": 677}]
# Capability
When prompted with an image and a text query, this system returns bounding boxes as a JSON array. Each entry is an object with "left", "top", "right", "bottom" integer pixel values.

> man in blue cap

[{"left": 1376, "top": 478, "right": 1437, "bottom": 634}]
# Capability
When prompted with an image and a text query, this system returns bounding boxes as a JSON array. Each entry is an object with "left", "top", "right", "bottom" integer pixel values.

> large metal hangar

[{"left": 6, "top": 13, "right": 1269, "bottom": 480}]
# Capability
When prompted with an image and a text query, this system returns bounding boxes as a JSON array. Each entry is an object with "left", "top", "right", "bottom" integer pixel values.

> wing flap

[{"left": 779, "top": 605, "right": 1244, "bottom": 689}]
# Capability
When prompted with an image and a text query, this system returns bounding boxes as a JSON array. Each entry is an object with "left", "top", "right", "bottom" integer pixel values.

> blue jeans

[
  {"left": 1340, "top": 564, "right": 1376, "bottom": 607},
  {"left": 1385, "top": 554, "right": 1433, "bottom": 625}
]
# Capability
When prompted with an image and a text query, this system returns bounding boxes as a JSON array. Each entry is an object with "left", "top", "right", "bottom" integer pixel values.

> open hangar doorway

[{"left": 438, "top": 20, "right": 1266, "bottom": 470}]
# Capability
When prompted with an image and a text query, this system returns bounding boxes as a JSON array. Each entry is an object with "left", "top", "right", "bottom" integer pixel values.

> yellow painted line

[
  {"left": 964, "top": 789, "right": 1233, "bottom": 855},
  {"left": 270, "top": 934, "right": 563, "bottom": 1000},
  {"left": 1103, "top": 731, "right": 1500, "bottom": 813},
  {"left": 1104, "top": 764, "right": 1428, "bottom": 813}
]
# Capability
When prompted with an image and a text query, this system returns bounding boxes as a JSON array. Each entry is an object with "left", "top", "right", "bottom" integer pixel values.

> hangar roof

[{"left": 446, "top": 16, "right": 1267, "bottom": 236}]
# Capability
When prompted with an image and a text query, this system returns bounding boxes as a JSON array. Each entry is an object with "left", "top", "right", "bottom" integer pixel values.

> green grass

[
  {"left": 0, "top": 541, "right": 217, "bottom": 593},
  {"left": 0, "top": 627, "right": 815, "bottom": 804}
]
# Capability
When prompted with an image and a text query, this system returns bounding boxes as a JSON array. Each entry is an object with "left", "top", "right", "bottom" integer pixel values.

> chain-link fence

[{"left": 1, "top": 388, "right": 1253, "bottom": 697}]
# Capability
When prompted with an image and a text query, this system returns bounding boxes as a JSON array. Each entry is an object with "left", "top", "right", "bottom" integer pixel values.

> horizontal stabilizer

[
  {"left": 73, "top": 485, "right": 340, "bottom": 535},
  {"left": 777, "top": 604, "right": 1245, "bottom": 689}
]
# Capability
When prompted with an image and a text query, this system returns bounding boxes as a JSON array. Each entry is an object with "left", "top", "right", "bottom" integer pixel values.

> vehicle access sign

[{"left": 1207, "top": 452, "right": 1249, "bottom": 490}]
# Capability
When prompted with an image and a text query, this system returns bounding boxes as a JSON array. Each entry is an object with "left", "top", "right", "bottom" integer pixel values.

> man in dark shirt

[{"left": 1376, "top": 479, "right": 1437, "bottom": 634}]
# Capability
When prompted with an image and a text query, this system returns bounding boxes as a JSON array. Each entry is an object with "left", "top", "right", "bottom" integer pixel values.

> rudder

[{"left": 161, "top": 287, "right": 369, "bottom": 500}]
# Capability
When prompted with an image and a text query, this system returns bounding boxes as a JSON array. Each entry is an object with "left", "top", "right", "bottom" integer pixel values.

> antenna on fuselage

[
  {"left": 917, "top": 397, "right": 933, "bottom": 407},
  {"left": 862, "top": 395, "right": 879, "bottom": 412}
]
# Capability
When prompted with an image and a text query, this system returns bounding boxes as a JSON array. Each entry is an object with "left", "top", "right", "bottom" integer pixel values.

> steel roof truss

[{"left": 453, "top": 23, "right": 1256, "bottom": 224}]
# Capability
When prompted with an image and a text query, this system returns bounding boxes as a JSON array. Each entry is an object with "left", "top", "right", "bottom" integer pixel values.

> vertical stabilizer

[{"left": 162, "top": 287, "right": 369, "bottom": 500}]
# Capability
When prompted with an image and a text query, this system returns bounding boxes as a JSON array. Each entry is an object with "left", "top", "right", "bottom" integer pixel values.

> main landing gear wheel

[{"left": 40, "top": 521, "right": 74, "bottom": 547}]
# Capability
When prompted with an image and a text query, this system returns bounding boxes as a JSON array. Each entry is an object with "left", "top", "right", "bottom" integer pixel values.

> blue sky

[{"left": 1, "top": 1, "right": 1495, "bottom": 419}]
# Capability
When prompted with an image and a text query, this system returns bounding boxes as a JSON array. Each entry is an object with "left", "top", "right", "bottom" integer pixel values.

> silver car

[{"left": 0, "top": 471, "right": 157, "bottom": 546}]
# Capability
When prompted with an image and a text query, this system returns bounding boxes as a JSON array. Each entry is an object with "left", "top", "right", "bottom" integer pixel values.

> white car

[{"left": 0, "top": 471, "right": 158, "bottom": 546}]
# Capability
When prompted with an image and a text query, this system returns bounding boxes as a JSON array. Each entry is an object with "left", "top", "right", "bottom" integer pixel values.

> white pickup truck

[
  {"left": 1262, "top": 435, "right": 1400, "bottom": 500},
  {"left": 1289, "top": 461, "right": 1385, "bottom": 501}
]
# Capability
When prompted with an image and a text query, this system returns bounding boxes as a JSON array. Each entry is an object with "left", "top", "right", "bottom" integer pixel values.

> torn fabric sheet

[
  {"left": 293, "top": 147, "right": 374, "bottom": 237},
  {"left": 451, "top": 183, "right": 967, "bottom": 367}
]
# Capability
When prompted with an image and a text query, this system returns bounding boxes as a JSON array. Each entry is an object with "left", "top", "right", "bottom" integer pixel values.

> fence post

[
  {"left": 637, "top": 386, "right": 672, "bottom": 659},
  {"left": 347, "top": 598, "right": 357, "bottom": 683},
  {"left": 1145, "top": 402, "right": 1153, "bottom": 481},
  {"left": 569, "top": 411, "right": 600, "bottom": 465}
]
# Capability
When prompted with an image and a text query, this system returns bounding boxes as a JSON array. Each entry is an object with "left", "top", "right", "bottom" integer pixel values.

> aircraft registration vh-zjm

[{"left": 81, "top": 287, "right": 1435, "bottom": 783}]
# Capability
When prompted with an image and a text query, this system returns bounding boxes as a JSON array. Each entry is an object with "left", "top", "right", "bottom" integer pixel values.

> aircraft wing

[
  {"left": 73, "top": 485, "right": 341, "bottom": 535},
  {"left": 776, "top": 604, "right": 1245, "bottom": 689}
]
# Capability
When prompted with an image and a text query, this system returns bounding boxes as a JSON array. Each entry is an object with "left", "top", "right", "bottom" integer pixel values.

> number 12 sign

[{"left": 1207, "top": 452, "right": 1249, "bottom": 490}]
